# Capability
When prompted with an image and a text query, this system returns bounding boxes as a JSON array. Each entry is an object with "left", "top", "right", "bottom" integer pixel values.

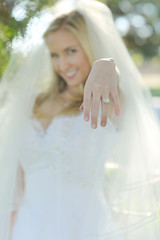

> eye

[
  {"left": 67, "top": 49, "right": 77, "bottom": 54},
  {"left": 50, "top": 53, "right": 59, "bottom": 59}
]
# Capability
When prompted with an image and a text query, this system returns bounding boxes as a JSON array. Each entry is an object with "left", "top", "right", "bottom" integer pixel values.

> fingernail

[
  {"left": 101, "top": 121, "right": 106, "bottom": 127},
  {"left": 92, "top": 122, "right": 97, "bottom": 128},
  {"left": 116, "top": 108, "right": 120, "bottom": 115},
  {"left": 79, "top": 106, "right": 83, "bottom": 111},
  {"left": 84, "top": 115, "right": 89, "bottom": 121}
]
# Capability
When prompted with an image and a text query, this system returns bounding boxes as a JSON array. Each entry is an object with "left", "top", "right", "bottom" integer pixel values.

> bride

[{"left": 0, "top": 0, "right": 160, "bottom": 240}]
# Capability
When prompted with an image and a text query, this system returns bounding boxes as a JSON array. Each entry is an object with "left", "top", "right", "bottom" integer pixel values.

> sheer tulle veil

[{"left": 0, "top": 0, "right": 160, "bottom": 239}]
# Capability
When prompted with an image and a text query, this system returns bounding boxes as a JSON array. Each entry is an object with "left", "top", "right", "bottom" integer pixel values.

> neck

[{"left": 65, "top": 84, "right": 83, "bottom": 98}]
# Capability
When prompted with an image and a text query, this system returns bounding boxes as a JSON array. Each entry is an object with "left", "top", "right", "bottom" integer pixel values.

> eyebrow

[
  {"left": 50, "top": 45, "right": 78, "bottom": 54},
  {"left": 64, "top": 45, "right": 78, "bottom": 50}
]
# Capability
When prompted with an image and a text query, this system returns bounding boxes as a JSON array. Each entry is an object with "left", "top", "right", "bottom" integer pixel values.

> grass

[{"left": 150, "top": 89, "right": 160, "bottom": 97}]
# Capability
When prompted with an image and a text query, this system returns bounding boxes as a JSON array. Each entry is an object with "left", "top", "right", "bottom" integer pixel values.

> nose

[{"left": 58, "top": 56, "right": 70, "bottom": 72}]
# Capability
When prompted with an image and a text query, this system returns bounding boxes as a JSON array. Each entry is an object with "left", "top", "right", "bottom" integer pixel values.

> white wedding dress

[{"left": 11, "top": 112, "right": 120, "bottom": 240}]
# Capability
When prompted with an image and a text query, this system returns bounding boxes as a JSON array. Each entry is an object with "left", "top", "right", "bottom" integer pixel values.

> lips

[{"left": 65, "top": 70, "right": 78, "bottom": 80}]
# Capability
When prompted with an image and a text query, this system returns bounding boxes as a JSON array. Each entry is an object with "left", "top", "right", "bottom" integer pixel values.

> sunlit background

[{"left": 0, "top": 0, "right": 160, "bottom": 99}]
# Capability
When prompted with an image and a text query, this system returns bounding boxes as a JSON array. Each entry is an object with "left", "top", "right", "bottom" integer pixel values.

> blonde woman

[{"left": 0, "top": 1, "right": 160, "bottom": 240}]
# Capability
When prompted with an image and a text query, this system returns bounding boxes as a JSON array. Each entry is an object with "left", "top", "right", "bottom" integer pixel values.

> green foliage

[
  {"left": 0, "top": 0, "right": 55, "bottom": 78},
  {"left": 150, "top": 89, "right": 160, "bottom": 97}
]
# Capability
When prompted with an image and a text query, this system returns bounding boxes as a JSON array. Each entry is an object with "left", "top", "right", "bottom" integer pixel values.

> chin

[{"left": 66, "top": 81, "right": 82, "bottom": 88}]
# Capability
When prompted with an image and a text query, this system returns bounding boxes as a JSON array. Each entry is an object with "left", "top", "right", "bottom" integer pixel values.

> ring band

[{"left": 102, "top": 97, "right": 111, "bottom": 104}]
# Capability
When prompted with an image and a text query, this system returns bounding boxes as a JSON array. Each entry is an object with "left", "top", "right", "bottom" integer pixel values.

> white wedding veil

[{"left": 0, "top": 0, "right": 160, "bottom": 239}]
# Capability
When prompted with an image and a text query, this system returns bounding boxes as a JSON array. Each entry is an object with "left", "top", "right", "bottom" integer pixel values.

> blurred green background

[{"left": 0, "top": 0, "right": 160, "bottom": 94}]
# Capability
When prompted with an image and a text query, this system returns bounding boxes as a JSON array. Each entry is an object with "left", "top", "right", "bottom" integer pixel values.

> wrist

[{"left": 93, "top": 58, "right": 115, "bottom": 68}]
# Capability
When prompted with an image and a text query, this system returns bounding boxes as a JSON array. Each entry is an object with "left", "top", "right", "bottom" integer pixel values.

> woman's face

[{"left": 46, "top": 28, "right": 91, "bottom": 90}]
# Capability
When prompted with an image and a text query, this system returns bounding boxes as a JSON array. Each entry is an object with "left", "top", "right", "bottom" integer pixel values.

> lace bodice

[{"left": 20, "top": 113, "right": 119, "bottom": 189}]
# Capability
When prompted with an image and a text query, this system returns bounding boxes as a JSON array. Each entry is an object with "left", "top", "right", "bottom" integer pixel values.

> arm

[{"left": 10, "top": 165, "right": 25, "bottom": 238}]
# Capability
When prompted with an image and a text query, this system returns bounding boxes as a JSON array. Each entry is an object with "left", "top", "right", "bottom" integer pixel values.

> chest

[
  {"left": 33, "top": 95, "right": 72, "bottom": 130},
  {"left": 19, "top": 113, "right": 118, "bottom": 180}
]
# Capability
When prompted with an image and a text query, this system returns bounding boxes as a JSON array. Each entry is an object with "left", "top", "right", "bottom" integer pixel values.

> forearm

[
  {"left": 9, "top": 210, "right": 18, "bottom": 240},
  {"left": 11, "top": 210, "right": 17, "bottom": 225},
  {"left": 9, "top": 165, "right": 25, "bottom": 238}
]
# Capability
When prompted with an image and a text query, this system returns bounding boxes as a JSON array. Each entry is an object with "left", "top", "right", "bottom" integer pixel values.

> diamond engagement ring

[{"left": 102, "top": 97, "right": 111, "bottom": 104}]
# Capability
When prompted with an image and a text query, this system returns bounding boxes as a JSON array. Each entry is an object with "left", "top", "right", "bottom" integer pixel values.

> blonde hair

[{"left": 33, "top": 11, "right": 95, "bottom": 119}]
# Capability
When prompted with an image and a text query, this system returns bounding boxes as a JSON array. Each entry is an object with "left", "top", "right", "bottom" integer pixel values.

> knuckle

[
  {"left": 111, "top": 90, "right": 117, "bottom": 99},
  {"left": 91, "top": 108, "right": 99, "bottom": 121},
  {"left": 101, "top": 115, "right": 107, "bottom": 121},
  {"left": 101, "top": 90, "right": 109, "bottom": 97},
  {"left": 84, "top": 82, "right": 92, "bottom": 90},
  {"left": 110, "top": 83, "right": 116, "bottom": 91},
  {"left": 84, "top": 94, "right": 91, "bottom": 102},
  {"left": 114, "top": 93, "right": 119, "bottom": 101},
  {"left": 83, "top": 106, "right": 90, "bottom": 113}
]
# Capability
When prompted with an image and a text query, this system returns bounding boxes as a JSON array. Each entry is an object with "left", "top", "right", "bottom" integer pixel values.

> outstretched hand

[{"left": 79, "top": 59, "right": 120, "bottom": 129}]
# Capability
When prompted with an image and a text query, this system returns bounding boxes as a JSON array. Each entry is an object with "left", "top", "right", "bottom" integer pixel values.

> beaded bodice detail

[{"left": 20, "top": 113, "right": 118, "bottom": 189}]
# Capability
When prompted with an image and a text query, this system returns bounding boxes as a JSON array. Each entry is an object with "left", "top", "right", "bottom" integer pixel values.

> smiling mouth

[{"left": 65, "top": 70, "right": 78, "bottom": 79}]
